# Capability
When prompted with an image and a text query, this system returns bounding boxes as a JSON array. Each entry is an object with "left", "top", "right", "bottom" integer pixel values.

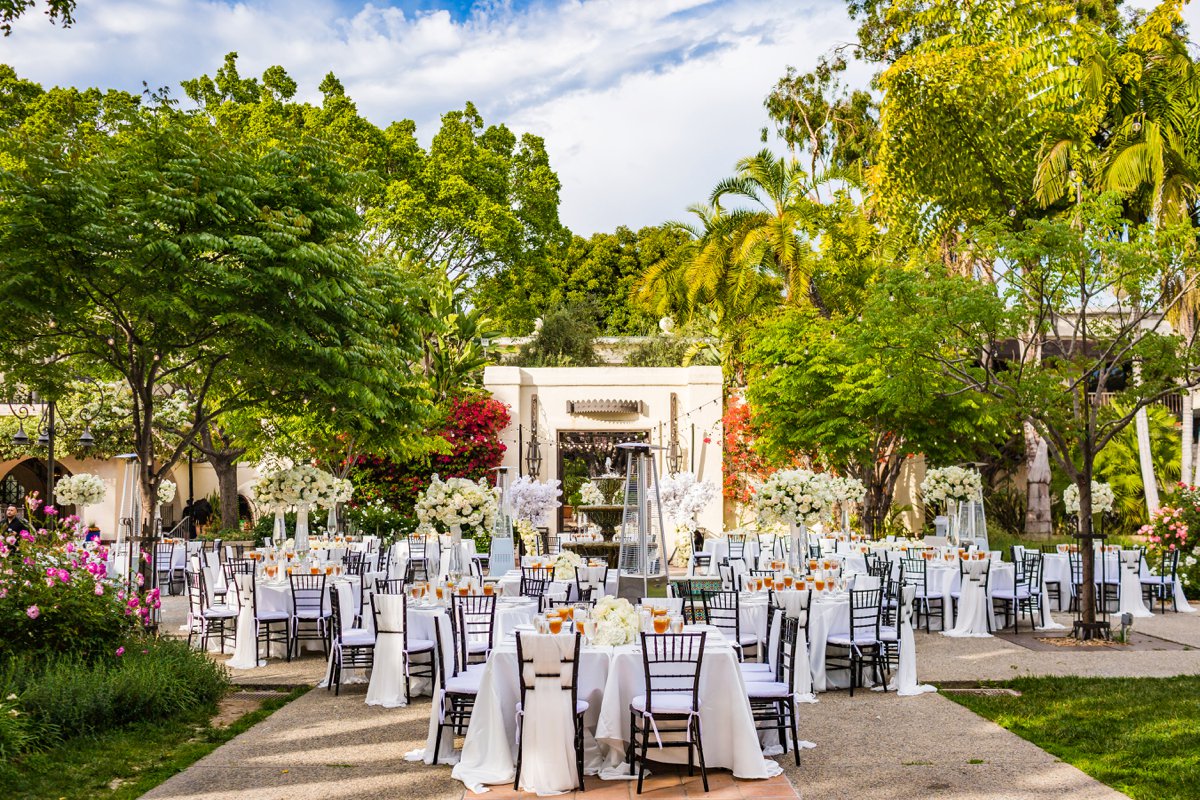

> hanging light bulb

[{"left": 11, "top": 424, "right": 29, "bottom": 446}]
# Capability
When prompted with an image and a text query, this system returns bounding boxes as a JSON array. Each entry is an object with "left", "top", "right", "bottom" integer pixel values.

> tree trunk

[
  {"left": 210, "top": 455, "right": 241, "bottom": 533},
  {"left": 1023, "top": 422, "right": 1052, "bottom": 538},
  {"left": 1078, "top": 471, "right": 1097, "bottom": 631}
]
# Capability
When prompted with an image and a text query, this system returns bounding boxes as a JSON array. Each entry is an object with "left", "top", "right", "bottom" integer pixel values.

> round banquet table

[
  {"left": 445, "top": 624, "right": 782, "bottom": 792},
  {"left": 404, "top": 597, "right": 538, "bottom": 696},
  {"left": 699, "top": 538, "right": 761, "bottom": 574},
  {"left": 497, "top": 569, "right": 618, "bottom": 601}
]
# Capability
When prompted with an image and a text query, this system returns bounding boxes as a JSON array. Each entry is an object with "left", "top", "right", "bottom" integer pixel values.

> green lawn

[
  {"left": 945, "top": 676, "right": 1200, "bottom": 800},
  {"left": 0, "top": 688, "right": 306, "bottom": 800}
]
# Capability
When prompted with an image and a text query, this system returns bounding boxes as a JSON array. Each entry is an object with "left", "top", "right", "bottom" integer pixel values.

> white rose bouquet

[
  {"left": 828, "top": 476, "right": 867, "bottom": 505},
  {"left": 554, "top": 549, "right": 583, "bottom": 580},
  {"left": 579, "top": 481, "right": 605, "bottom": 506},
  {"left": 331, "top": 478, "right": 354, "bottom": 505},
  {"left": 754, "top": 469, "right": 836, "bottom": 525},
  {"left": 55, "top": 473, "right": 107, "bottom": 507},
  {"left": 1063, "top": 481, "right": 1115, "bottom": 515},
  {"left": 157, "top": 479, "right": 177, "bottom": 506},
  {"left": 415, "top": 475, "right": 498, "bottom": 535},
  {"left": 509, "top": 476, "right": 562, "bottom": 526},
  {"left": 591, "top": 596, "right": 640, "bottom": 646},
  {"left": 920, "top": 466, "right": 982, "bottom": 505}
]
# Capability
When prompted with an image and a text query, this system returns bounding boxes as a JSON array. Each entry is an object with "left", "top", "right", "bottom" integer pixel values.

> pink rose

[
  {"left": 94, "top": 583, "right": 104, "bottom": 596},
  {"left": 115, "top": 647, "right": 125, "bottom": 657},
  {"left": 25, "top": 605, "right": 39, "bottom": 619}
]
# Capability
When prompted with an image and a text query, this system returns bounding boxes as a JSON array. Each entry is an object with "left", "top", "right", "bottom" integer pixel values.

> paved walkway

[{"left": 144, "top": 598, "right": 1200, "bottom": 800}]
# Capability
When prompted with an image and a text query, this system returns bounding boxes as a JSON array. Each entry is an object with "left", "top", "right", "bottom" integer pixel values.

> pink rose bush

[
  {"left": 0, "top": 495, "right": 161, "bottom": 660},
  {"left": 1140, "top": 485, "right": 1200, "bottom": 597}
]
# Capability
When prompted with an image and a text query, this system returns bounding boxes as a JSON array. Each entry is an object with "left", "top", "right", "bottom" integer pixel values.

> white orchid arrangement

[
  {"left": 554, "top": 549, "right": 583, "bottom": 580},
  {"left": 591, "top": 596, "right": 641, "bottom": 646},
  {"left": 1063, "top": 481, "right": 1115, "bottom": 515},
  {"left": 415, "top": 475, "right": 498, "bottom": 535},
  {"left": 920, "top": 466, "right": 982, "bottom": 505},
  {"left": 157, "top": 480, "right": 177, "bottom": 506},
  {"left": 754, "top": 469, "right": 836, "bottom": 526},
  {"left": 508, "top": 476, "right": 562, "bottom": 525},
  {"left": 54, "top": 473, "right": 106, "bottom": 507},
  {"left": 655, "top": 472, "right": 718, "bottom": 530},
  {"left": 579, "top": 481, "right": 606, "bottom": 506}
]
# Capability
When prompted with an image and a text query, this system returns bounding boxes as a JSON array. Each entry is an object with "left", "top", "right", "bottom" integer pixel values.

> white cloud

[
  {"left": 6, "top": 0, "right": 1191, "bottom": 234},
  {"left": 2, "top": 0, "right": 854, "bottom": 233}
]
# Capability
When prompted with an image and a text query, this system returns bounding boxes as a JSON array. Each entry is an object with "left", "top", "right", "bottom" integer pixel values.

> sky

[{"left": 0, "top": 0, "right": 1193, "bottom": 235}]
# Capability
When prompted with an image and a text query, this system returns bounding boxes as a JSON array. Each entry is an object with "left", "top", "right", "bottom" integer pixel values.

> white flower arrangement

[
  {"left": 591, "top": 596, "right": 640, "bottom": 646},
  {"left": 754, "top": 469, "right": 836, "bottom": 526},
  {"left": 828, "top": 476, "right": 867, "bottom": 505},
  {"left": 554, "top": 549, "right": 583, "bottom": 580},
  {"left": 415, "top": 475, "right": 498, "bottom": 535},
  {"left": 920, "top": 466, "right": 982, "bottom": 505},
  {"left": 508, "top": 476, "right": 562, "bottom": 526},
  {"left": 516, "top": 518, "right": 541, "bottom": 555},
  {"left": 252, "top": 465, "right": 341, "bottom": 510},
  {"left": 157, "top": 480, "right": 177, "bottom": 505},
  {"left": 655, "top": 472, "right": 718, "bottom": 529},
  {"left": 55, "top": 473, "right": 106, "bottom": 507},
  {"left": 579, "top": 481, "right": 605, "bottom": 506},
  {"left": 1062, "top": 481, "right": 1115, "bottom": 515}
]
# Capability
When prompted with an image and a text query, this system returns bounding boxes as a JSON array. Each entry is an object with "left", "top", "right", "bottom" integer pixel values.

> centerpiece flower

[
  {"left": 554, "top": 549, "right": 582, "bottom": 580},
  {"left": 591, "top": 596, "right": 640, "bottom": 646},
  {"left": 755, "top": 469, "right": 836, "bottom": 569},
  {"left": 416, "top": 475, "right": 498, "bottom": 575},
  {"left": 654, "top": 472, "right": 717, "bottom": 566},
  {"left": 1062, "top": 481, "right": 1115, "bottom": 516},
  {"left": 54, "top": 473, "right": 107, "bottom": 510},
  {"left": 920, "top": 466, "right": 982, "bottom": 546}
]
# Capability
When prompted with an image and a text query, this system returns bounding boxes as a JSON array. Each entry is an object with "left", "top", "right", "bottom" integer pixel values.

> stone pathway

[{"left": 144, "top": 598, "right": 1200, "bottom": 800}]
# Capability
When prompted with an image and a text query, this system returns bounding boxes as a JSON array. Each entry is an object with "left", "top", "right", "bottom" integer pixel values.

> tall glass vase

[
  {"left": 841, "top": 506, "right": 851, "bottom": 535},
  {"left": 447, "top": 524, "right": 465, "bottom": 579},
  {"left": 274, "top": 509, "right": 287, "bottom": 543},
  {"left": 788, "top": 521, "right": 808, "bottom": 572},
  {"left": 945, "top": 500, "right": 960, "bottom": 548},
  {"left": 326, "top": 505, "right": 338, "bottom": 535},
  {"left": 295, "top": 507, "right": 310, "bottom": 552}
]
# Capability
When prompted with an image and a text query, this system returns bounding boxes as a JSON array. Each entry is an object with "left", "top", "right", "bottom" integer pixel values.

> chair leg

[
  {"left": 788, "top": 701, "right": 801, "bottom": 766},
  {"left": 513, "top": 713, "right": 523, "bottom": 790},
  {"left": 693, "top": 715, "right": 709, "bottom": 792},
  {"left": 636, "top": 715, "right": 650, "bottom": 794}
]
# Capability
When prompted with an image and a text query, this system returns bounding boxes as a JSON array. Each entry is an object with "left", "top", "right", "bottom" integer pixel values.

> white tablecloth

[
  {"left": 497, "top": 569, "right": 618, "bottom": 601},
  {"left": 405, "top": 598, "right": 539, "bottom": 696},
  {"left": 447, "top": 626, "right": 781, "bottom": 792},
  {"left": 699, "top": 539, "right": 761, "bottom": 574}
]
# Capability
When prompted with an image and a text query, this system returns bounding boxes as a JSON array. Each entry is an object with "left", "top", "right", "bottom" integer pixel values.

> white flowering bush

[
  {"left": 920, "top": 466, "right": 982, "bottom": 505},
  {"left": 157, "top": 480, "right": 176, "bottom": 506},
  {"left": 554, "top": 549, "right": 583, "bottom": 580},
  {"left": 415, "top": 475, "right": 497, "bottom": 536},
  {"left": 579, "top": 481, "right": 605, "bottom": 506},
  {"left": 54, "top": 474, "right": 106, "bottom": 507},
  {"left": 591, "top": 596, "right": 640, "bottom": 646},
  {"left": 1062, "top": 481, "right": 1115, "bottom": 515},
  {"left": 754, "top": 469, "right": 836, "bottom": 526},
  {"left": 508, "top": 477, "right": 562, "bottom": 525}
]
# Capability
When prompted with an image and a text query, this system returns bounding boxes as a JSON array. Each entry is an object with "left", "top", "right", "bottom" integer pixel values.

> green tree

[
  {"left": 883, "top": 195, "right": 1200, "bottom": 632},
  {"left": 0, "top": 88, "right": 414, "bottom": 562},
  {"left": 0, "top": 0, "right": 73, "bottom": 35},
  {"left": 511, "top": 304, "right": 600, "bottom": 367}
]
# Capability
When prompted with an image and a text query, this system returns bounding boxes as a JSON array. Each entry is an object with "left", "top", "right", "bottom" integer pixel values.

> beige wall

[{"left": 484, "top": 366, "right": 725, "bottom": 543}]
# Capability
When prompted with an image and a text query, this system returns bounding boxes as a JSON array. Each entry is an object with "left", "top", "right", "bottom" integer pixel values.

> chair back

[
  {"left": 900, "top": 557, "right": 928, "bottom": 592},
  {"left": 515, "top": 631, "right": 581, "bottom": 709},
  {"left": 345, "top": 551, "right": 367, "bottom": 576},
  {"left": 775, "top": 614, "right": 801, "bottom": 686},
  {"left": 845, "top": 588, "right": 882, "bottom": 644},
  {"left": 452, "top": 593, "right": 498, "bottom": 668},
  {"left": 185, "top": 567, "right": 206, "bottom": 618},
  {"left": 739, "top": 569, "right": 774, "bottom": 591},
  {"left": 155, "top": 541, "right": 176, "bottom": 571},
  {"left": 375, "top": 577, "right": 406, "bottom": 595},
  {"left": 727, "top": 533, "right": 747, "bottom": 560},
  {"left": 575, "top": 565, "right": 608, "bottom": 601},
  {"left": 520, "top": 566, "right": 554, "bottom": 598},
  {"left": 1158, "top": 548, "right": 1180, "bottom": 580},
  {"left": 1020, "top": 552, "right": 1043, "bottom": 590},
  {"left": 700, "top": 589, "right": 741, "bottom": 644},
  {"left": 289, "top": 573, "right": 328, "bottom": 618},
  {"left": 330, "top": 583, "right": 357, "bottom": 643},
  {"left": 640, "top": 631, "right": 707, "bottom": 711},
  {"left": 407, "top": 534, "right": 427, "bottom": 560},
  {"left": 371, "top": 591, "right": 408, "bottom": 637}
]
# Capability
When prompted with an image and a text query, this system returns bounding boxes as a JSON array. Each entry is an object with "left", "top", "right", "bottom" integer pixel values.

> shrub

[
  {"left": 0, "top": 637, "right": 228, "bottom": 741},
  {"left": 0, "top": 693, "right": 48, "bottom": 759},
  {"left": 0, "top": 497, "right": 160, "bottom": 661}
]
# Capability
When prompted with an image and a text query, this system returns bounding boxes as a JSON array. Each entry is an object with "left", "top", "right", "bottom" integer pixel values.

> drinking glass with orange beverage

[{"left": 652, "top": 614, "right": 670, "bottom": 634}]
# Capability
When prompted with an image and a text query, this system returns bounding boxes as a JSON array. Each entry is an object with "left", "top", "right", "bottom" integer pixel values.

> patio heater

[
  {"left": 615, "top": 442, "right": 669, "bottom": 601},
  {"left": 489, "top": 466, "right": 515, "bottom": 576}
]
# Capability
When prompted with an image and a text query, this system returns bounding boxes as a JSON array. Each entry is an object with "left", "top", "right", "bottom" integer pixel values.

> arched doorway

[{"left": 0, "top": 458, "right": 72, "bottom": 510}]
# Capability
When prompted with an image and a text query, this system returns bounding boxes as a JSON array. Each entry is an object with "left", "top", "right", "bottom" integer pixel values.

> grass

[
  {"left": 944, "top": 676, "right": 1200, "bottom": 800},
  {"left": 0, "top": 687, "right": 307, "bottom": 800}
]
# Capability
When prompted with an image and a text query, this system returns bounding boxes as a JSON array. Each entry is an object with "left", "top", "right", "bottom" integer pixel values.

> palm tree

[{"left": 711, "top": 149, "right": 826, "bottom": 312}]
